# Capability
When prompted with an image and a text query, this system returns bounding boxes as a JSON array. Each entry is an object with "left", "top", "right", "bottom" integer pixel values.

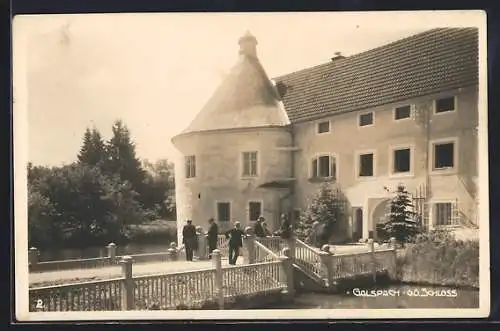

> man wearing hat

[
  {"left": 182, "top": 220, "right": 197, "bottom": 261},
  {"left": 207, "top": 218, "right": 219, "bottom": 259},
  {"left": 253, "top": 216, "right": 266, "bottom": 238},
  {"left": 224, "top": 221, "right": 245, "bottom": 265}
]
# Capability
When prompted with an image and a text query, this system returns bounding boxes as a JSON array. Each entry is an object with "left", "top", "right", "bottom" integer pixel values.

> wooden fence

[{"left": 29, "top": 249, "right": 293, "bottom": 312}]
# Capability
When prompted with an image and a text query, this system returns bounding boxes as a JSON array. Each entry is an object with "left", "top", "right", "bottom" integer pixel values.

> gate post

[
  {"left": 279, "top": 247, "right": 295, "bottom": 301},
  {"left": 319, "top": 245, "right": 334, "bottom": 290},
  {"left": 120, "top": 256, "right": 134, "bottom": 310},
  {"left": 212, "top": 249, "right": 224, "bottom": 309},
  {"left": 243, "top": 229, "right": 256, "bottom": 264},
  {"left": 368, "top": 238, "right": 377, "bottom": 283},
  {"left": 107, "top": 243, "right": 117, "bottom": 264}
]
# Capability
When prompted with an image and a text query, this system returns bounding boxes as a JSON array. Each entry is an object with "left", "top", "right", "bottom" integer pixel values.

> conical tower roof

[{"left": 179, "top": 32, "right": 290, "bottom": 135}]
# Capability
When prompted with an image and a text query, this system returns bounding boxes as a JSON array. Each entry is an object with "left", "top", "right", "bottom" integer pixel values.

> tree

[
  {"left": 379, "top": 183, "right": 421, "bottom": 244},
  {"left": 103, "top": 120, "right": 145, "bottom": 193},
  {"left": 296, "top": 183, "right": 345, "bottom": 247},
  {"left": 141, "top": 159, "right": 176, "bottom": 219},
  {"left": 28, "top": 163, "right": 149, "bottom": 247},
  {"left": 77, "top": 127, "right": 107, "bottom": 167}
]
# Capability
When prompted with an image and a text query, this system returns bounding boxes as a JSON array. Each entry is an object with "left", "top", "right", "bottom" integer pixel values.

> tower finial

[{"left": 238, "top": 31, "right": 258, "bottom": 57}]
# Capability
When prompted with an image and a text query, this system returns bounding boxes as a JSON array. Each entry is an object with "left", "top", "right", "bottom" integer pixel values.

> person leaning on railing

[
  {"left": 262, "top": 222, "right": 272, "bottom": 237},
  {"left": 253, "top": 216, "right": 266, "bottom": 238}
]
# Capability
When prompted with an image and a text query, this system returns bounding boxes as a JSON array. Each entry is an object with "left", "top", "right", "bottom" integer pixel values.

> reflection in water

[
  {"left": 273, "top": 285, "right": 479, "bottom": 309},
  {"left": 38, "top": 243, "right": 171, "bottom": 262}
]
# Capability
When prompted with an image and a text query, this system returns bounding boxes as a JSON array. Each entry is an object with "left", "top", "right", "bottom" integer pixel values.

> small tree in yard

[
  {"left": 381, "top": 183, "right": 421, "bottom": 244},
  {"left": 296, "top": 184, "right": 344, "bottom": 247}
]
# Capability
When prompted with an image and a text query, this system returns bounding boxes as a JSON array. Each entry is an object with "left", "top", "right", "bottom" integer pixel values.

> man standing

[
  {"left": 207, "top": 218, "right": 218, "bottom": 259},
  {"left": 225, "top": 221, "right": 245, "bottom": 265},
  {"left": 279, "top": 214, "right": 292, "bottom": 239},
  {"left": 253, "top": 216, "right": 266, "bottom": 238},
  {"left": 182, "top": 220, "right": 197, "bottom": 261}
]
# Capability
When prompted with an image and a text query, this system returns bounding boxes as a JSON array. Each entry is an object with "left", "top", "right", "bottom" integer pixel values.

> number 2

[{"left": 35, "top": 299, "right": 44, "bottom": 309}]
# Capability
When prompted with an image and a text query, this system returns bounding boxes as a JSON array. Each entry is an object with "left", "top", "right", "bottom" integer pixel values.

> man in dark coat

[
  {"left": 279, "top": 214, "right": 292, "bottom": 239},
  {"left": 253, "top": 216, "right": 266, "bottom": 238},
  {"left": 225, "top": 221, "right": 245, "bottom": 265},
  {"left": 207, "top": 218, "right": 218, "bottom": 259},
  {"left": 182, "top": 220, "right": 197, "bottom": 261}
]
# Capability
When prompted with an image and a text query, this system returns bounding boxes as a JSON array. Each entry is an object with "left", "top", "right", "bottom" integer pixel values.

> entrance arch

[{"left": 370, "top": 199, "right": 391, "bottom": 240}]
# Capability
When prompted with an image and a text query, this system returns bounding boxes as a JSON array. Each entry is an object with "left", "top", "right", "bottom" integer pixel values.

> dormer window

[{"left": 317, "top": 121, "right": 330, "bottom": 134}]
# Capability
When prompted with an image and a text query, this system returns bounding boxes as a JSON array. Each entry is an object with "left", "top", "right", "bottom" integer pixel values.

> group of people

[{"left": 181, "top": 214, "right": 293, "bottom": 265}]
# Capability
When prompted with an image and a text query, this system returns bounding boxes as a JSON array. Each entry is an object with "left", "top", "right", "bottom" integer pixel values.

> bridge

[{"left": 28, "top": 235, "right": 398, "bottom": 311}]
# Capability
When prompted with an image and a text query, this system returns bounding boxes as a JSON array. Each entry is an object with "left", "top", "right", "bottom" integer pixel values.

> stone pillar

[
  {"left": 120, "top": 256, "right": 134, "bottom": 310},
  {"left": 167, "top": 242, "right": 179, "bottom": 261},
  {"left": 107, "top": 243, "right": 117, "bottom": 264},
  {"left": 390, "top": 237, "right": 397, "bottom": 250},
  {"left": 279, "top": 247, "right": 295, "bottom": 301},
  {"left": 389, "top": 237, "right": 398, "bottom": 280},
  {"left": 243, "top": 233, "right": 256, "bottom": 264},
  {"left": 28, "top": 247, "right": 39, "bottom": 268},
  {"left": 212, "top": 249, "right": 224, "bottom": 309},
  {"left": 319, "top": 245, "right": 334, "bottom": 290},
  {"left": 197, "top": 232, "right": 208, "bottom": 260},
  {"left": 368, "top": 238, "right": 377, "bottom": 283}
]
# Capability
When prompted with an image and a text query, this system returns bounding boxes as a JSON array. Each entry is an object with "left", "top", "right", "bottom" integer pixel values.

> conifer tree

[
  {"left": 381, "top": 183, "right": 421, "bottom": 243},
  {"left": 103, "top": 120, "right": 145, "bottom": 193},
  {"left": 297, "top": 183, "right": 344, "bottom": 247},
  {"left": 77, "top": 127, "right": 106, "bottom": 167}
]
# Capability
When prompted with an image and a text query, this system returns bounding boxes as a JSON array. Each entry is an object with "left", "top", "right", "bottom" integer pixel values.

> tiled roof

[
  {"left": 179, "top": 35, "right": 290, "bottom": 135},
  {"left": 273, "top": 28, "right": 479, "bottom": 123}
]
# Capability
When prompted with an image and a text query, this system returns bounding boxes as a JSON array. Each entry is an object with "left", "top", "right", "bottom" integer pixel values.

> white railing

[
  {"left": 254, "top": 240, "right": 280, "bottom": 263},
  {"left": 294, "top": 239, "right": 325, "bottom": 280},
  {"left": 29, "top": 250, "right": 291, "bottom": 312}
]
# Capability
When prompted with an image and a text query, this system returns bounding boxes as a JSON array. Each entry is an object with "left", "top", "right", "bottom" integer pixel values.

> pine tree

[
  {"left": 103, "top": 120, "right": 145, "bottom": 193},
  {"left": 297, "top": 184, "right": 344, "bottom": 247},
  {"left": 381, "top": 183, "right": 421, "bottom": 243},
  {"left": 77, "top": 128, "right": 93, "bottom": 164},
  {"left": 77, "top": 127, "right": 106, "bottom": 167}
]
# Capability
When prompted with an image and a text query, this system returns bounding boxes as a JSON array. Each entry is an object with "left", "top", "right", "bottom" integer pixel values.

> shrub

[{"left": 396, "top": 228, "right": 479, "bottom": 288}]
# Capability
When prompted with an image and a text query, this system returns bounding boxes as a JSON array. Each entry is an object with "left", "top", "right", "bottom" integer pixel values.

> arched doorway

[
  {"left": 371, "top": 199, "right": 391, "bottom": 241},
  {"left": 352, "top": 208, "right": 363, "bottom": 242}
]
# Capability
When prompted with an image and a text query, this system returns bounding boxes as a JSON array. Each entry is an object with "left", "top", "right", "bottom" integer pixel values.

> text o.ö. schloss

[{"left": 349, "top": 288, "right": 458, "bottom": 298}]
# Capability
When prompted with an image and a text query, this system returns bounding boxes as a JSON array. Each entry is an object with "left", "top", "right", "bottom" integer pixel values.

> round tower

[{"left": 172, "top": 32, "right": 294, "bottom": 242}]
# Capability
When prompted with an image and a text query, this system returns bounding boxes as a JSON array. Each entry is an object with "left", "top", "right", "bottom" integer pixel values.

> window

[
  {"left": 242, "top": 151, "right": 258, "bottom": 177},
  {"left": 393, "top": 148, "right": 411, "bottom": 173},
  {"left": 435, "top": 96, "right": 455, "bottom": 114},
  {"left": 394, "top": 105, "right": 411, "bottom": 120},
  {"left": 185, "top": 155, "right": 196, "bottom": 178},
  {"left": 217, "top": 202, "right": 231, "bottom": 222},
  {"left": 317, "top": 121, "right": 330, "bottom": 134},
  {"left": 311, "top": 155, "right": 337, "bottom": 179},
  {"left": 249, "top": 201, "right": 262, "bottom": 221},
  {"left": 434, "top": 202, "right": 454, "bottom": 226},
  {"left": 358, "top": 153, "right": 374, "bottom": 177},
  {"left": 359, "top": 112, "right": 373, "bottom": 126},
  {"left": 433, "top": 142, "right": 454, "bottom": 169}
]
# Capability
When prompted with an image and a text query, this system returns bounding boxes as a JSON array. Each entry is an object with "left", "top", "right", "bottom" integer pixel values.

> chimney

[
  {"left": 238, "top": 31, "right": 258, "bottom": 57},
  {"left": 331, "top": 51, "right": 345, "bottom": 62}
]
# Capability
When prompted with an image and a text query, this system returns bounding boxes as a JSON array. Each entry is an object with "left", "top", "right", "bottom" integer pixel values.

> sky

[{"left": 13, "top": 11, "right": 485, "bottom": 167}]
